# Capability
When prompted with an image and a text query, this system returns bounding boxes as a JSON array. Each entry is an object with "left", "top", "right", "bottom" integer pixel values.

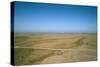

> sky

[{"left": 14, "top": 2, "right": 97, "bottom": 33}]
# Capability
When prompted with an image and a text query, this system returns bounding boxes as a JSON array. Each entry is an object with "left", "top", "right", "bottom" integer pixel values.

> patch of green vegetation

[
  {"left": 14, "top": 36, "right": 29, "bottom": 43},
  {"left": 26, "top": 51, "right": 54, "bottom": 65},
  {"left": 14, "top": 48, "right": 54, "bottom": 65},
  {"left": 14, "top": 48, "right": 34, "bottom": 66}
]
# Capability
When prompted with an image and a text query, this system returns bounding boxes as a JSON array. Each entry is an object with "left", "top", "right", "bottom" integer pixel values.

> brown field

[{"left": 14, "top": 33, "right": 97, "bottom": 65}]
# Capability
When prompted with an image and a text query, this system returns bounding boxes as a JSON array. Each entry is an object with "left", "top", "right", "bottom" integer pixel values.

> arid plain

[{"left": 14, "top": 33, "right": 97, "bottom": 65}]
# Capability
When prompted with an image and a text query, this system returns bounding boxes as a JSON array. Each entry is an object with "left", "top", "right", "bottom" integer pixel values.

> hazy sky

[{"left": 14, "top": 2, "right": 97, "bottom": 33}]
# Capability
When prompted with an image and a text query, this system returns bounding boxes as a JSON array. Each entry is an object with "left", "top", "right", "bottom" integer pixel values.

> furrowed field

[{"left": 14, "top": 33, "right": 97, "bottom": 65}]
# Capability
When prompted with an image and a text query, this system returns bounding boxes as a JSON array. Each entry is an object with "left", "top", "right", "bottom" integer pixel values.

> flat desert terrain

[{"left": 14, "top": 33, "right": 97, "bottom": 65}]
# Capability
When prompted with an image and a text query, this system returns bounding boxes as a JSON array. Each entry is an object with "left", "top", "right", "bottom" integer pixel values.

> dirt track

[{"left": 41, "top": 55, "right": 66, "bottom": 64}]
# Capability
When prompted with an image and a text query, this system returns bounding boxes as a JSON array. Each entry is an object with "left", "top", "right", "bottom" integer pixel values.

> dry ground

[{"left": 14, "top": 33, "right": 97, "bottom": 65}]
